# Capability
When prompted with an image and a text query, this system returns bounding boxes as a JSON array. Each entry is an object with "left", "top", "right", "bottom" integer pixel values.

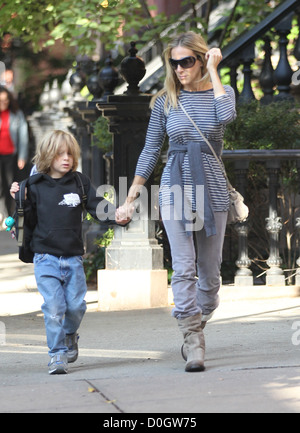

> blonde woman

[
  {"left": 116, "top": 32, "right": 236, "bottom": 372},
  {"left": 10, "top": 130, "right": 116, "bottom": 374}
]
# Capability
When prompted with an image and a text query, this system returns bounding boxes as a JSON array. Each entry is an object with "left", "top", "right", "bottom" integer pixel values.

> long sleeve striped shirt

[{"left": 135, "top": 85, "right": 236, "bottom": 213}]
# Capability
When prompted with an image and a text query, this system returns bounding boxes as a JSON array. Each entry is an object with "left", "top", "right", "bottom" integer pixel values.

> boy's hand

[
  {"left": 10, "top": 182, "right": 20, "bottom": 199},
  {"left": 115, "top": 202, "right": 135, "bottom": 225}
]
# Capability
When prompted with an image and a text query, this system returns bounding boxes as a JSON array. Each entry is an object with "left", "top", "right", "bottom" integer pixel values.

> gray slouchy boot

[{"left": 177, "top": 313, "right": 205, "bottom": 372}]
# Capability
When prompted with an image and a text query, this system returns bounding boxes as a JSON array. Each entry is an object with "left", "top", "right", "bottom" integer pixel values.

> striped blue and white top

[{"left": 135, "top": 86, "right": 236, "bottom": 212}]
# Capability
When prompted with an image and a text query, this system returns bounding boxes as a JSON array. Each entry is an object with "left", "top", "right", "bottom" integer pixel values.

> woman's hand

[
  {"left": 10, "top": 182, "right": 20, "bottom": 199},
  {"left": 116, "top": 175, "right": 146, "bottom": 225},
  {"left": 115, "top": 202, "right": 135, "bottom": 225},
  {"left": 205, "top": 48, "right": 226, "bottom": 98},
  {"left": 205, "top": 48, "right": 223, "bottom": 72}
]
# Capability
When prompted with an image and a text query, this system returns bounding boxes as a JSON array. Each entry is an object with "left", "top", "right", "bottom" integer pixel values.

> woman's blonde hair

[
  {"left": 33, "top": 130, "right": 80, "bottom": 174},
  {"left": 150, "top": 31, "right": 210, "bottom": 112}
]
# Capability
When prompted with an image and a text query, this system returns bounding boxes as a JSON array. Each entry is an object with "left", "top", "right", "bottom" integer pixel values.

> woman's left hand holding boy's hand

[{"left": 115, "top": 202, "right": 135, "bottom": 226}]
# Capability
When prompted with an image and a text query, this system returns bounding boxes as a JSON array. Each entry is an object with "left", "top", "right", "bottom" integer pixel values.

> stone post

[
  {"left": 96, "top": 42, "right": 168, "bottom": 311},
  {"left": 265, "top": 160, "right": 285, "bottom": 286},
  {"left": 233, "top": 160, "right": 253, "bottom": 286}
]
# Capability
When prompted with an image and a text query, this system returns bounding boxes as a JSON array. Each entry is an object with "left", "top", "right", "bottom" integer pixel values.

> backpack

[
  {"left": 14, "top": 177, "right": 33, "bottom": 263},
  {"left": 10, "top": 172, "right": 87, "bottom": 264}
]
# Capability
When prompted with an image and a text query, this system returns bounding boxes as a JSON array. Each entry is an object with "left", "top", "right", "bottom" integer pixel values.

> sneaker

[
  {"left": 65, "top": 333, "right": 79, "bottom": 363},
  {"left": 48, "top": 353, "right": 68, "bottom": 375}
]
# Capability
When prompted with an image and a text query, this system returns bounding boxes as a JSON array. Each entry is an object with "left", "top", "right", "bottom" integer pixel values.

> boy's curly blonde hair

[{"left": 33, "top": 130, "right": 80, "bottom": 174}]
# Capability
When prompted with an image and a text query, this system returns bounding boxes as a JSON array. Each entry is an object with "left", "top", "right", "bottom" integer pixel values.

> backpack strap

[
  {"left": 14, "top": 179, "right": 28, "bottom": 247},
  {"left": 74, "top": 172, "right": 87, "bottom": 210}
]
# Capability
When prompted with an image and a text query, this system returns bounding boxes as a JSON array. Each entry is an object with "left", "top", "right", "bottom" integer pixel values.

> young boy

[{"left": 10, "top": 130, "right": 126, "bottom": 375}]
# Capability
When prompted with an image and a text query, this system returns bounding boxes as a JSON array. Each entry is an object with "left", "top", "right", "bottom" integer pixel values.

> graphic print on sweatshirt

[{"left": 58, "top": 193, "right": 81, "bottom": 208}]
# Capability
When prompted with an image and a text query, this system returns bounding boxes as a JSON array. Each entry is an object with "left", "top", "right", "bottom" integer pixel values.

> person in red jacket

[{"left": 0, "top": 85, "right": 29, "bottom": 224}]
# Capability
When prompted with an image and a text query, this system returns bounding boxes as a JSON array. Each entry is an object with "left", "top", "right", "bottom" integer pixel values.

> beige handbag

[{"left": 178, "top": 101, "right": 249, "bottom": 224}]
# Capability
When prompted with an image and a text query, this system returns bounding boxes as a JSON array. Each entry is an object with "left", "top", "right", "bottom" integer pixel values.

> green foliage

[
  {"left": 218, "top": 0, "right": 280, "bottom": 47},
  {"left": 0, "top": 0, "right": 281, "bottom": 56},
  {"left": 0, "top": 0, "right": 171, "bottom": 55},
  {"left": 224, "top": 100, "right": 300, "bottom": 150},
  {"left": 83, "top": 228, "right": 114, "bottom": 282},
  {"left": 92, "top": 116, "right": 113, "bottom": 152}
]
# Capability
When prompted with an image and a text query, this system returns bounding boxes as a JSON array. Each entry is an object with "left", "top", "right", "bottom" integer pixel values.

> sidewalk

[{"left": 0, "top": 230, "right": 300, "bottom": 414}]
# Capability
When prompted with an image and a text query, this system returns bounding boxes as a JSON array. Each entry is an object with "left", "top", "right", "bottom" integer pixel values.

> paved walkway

[{"left": 0, "top": 230, "right": 300, "bottom": 414}]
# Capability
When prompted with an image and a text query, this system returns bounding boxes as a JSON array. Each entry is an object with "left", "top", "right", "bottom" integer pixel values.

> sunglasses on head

[{"left": 169, "top": 55, "right": 200, "bottom": 70}]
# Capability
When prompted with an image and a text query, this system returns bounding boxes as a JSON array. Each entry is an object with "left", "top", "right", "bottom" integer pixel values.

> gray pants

[{"left": 161, "top": 206, "right": 227, "bottom": 319}]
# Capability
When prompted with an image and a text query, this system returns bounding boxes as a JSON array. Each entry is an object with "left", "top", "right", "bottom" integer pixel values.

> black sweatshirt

[{"left": 26, "top": 171, "right": 115, "bottom": 257}]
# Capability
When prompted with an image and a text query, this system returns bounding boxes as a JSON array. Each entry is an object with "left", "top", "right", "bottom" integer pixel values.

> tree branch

[
  {"left": 138, "top": 0, "right": 164, "bottom": 54},
  {"left": 218, "top": 0, "right": 240, "bottom": 48}
]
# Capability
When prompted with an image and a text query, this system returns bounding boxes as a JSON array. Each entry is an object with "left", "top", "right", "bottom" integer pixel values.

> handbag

[{"left": 178, "top": 101, "right": 249, "bottom": 224}]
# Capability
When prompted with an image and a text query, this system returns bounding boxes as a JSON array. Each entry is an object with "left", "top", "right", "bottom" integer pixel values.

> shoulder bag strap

[
  {"left": 178, "top": 100, "right": 232, "bottom": 190},
  {"left": 75, "top": 172, "right": 87, "bottom": 210},
  {"left": 15, "top": 179, "right": 27, "bottom": 247}
]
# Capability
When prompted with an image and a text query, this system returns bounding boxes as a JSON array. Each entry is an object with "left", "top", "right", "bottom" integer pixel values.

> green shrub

[
  {"left": 83, "top": 228, "right": 114, "bottom": 282},
  {"left": 224, "top": 100, "right": 300, "bottom": 150}
]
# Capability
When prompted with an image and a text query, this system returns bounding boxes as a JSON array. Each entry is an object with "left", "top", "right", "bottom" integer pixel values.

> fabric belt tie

[{"left": 168, "top": 139, "right": 222, "bottom": 237}]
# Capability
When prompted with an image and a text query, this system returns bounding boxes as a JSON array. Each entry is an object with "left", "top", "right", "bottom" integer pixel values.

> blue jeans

[{"left": 34, "top": 254, "right": 87, "bottom": 356}]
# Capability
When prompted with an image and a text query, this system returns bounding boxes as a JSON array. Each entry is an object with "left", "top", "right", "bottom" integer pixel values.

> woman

[
  {"left": 0, "top": 85, "right": 29, "bottom": 221},
  {"left": 116, "top": 31, "right": 236, "bottom": 372}
]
